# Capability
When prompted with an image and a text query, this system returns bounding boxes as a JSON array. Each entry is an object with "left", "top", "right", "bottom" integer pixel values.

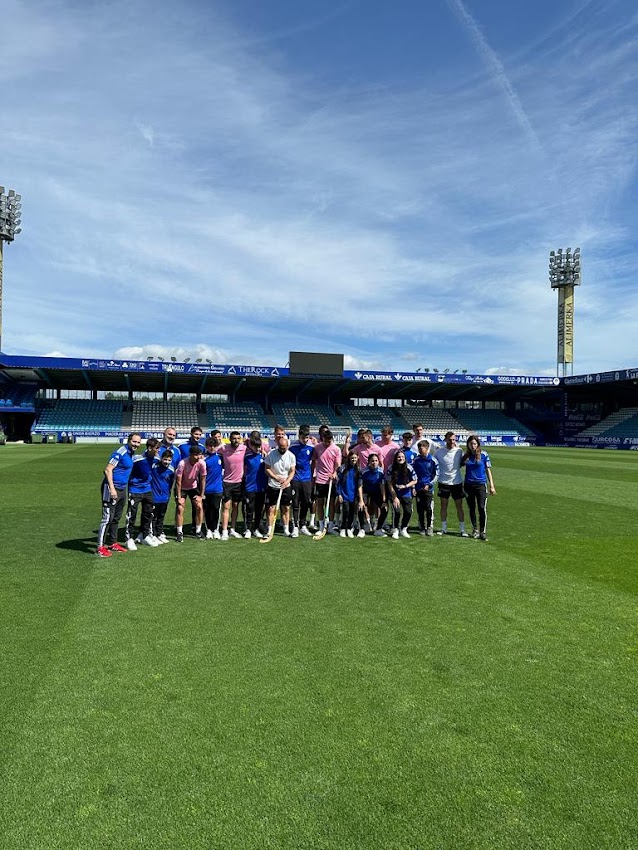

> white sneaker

[
  {"left": 357, "top": 529, "right": 366, "bottom": 538},
  {"left": 221, "top": 530, "right": 229, "bottom": 541},
  {"left": 346, "top": 529, "right": 354, "bottom": 538},
  {"left": 283, "top": 527, "right": 290, "bottom": 537},
  {"left": 291, "top": 527, "right": 299, "bottom": 538},
  {"left": 340, "top": 529, "right": 346, "bottom": 538},
  {"left": 391, "top": 528, "right": 399, "bottom": 539},
  {"left": 436, "top": 529, "right": 447, "bottom": 536},
  {"left": 213, "top": 530, "right": 221, "bottom": 540},
  {"left": 229, "top": 529, "right": 241, "bottom": 538},
  {"left": 253, "top": 530, "right": 263, "bottom": 539},
  {"left": 243, "top": 529, "right": 252, "bottom": 539},
  {"left": 158, "top": 534, "right": 169, "bottom": 544},
  {"left": 300, "top": 526, "right": 312, "bottom": 536},
  {"left": 206, "top": 529, "right": 214, "bottom": 539},
  {"left": 460, "top": 531, "right": 469, "bottom": 538},
  {"left": 143, "top": 535, "right": 159, "bottom": 547},
  {"left": 427, "top": 527, "right": 434, "bottom": 537},
  {"left": 126, "top": 538, "right": 137, "bottom": 551},
  {"left": 373, "top": 529, "right": 386, "bottom": 537},
  {"left": 400, "top": 528, "right": 410, "bottom": 539}
]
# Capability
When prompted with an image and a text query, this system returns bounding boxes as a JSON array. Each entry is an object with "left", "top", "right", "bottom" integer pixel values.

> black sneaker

[
  {"left": 176, "top": 532, "right": 184, "bottom": 543},
  {"left": 479, "top": 532, "right": 488, "bottom": 541},
  {"left": 194, "top": 530, "right": 204, "bottom": 540}
]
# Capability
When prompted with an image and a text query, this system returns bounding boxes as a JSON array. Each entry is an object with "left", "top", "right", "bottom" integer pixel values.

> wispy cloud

[
  {"left": 2, "top": 0, "right": 637, "bottom": 376},
  {"left": 445, "top": 0, "right": 541, "bottom": 151}
]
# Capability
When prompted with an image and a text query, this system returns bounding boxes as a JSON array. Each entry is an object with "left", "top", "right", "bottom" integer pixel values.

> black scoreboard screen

[{"left": 289, "top": 352, "right": 344, "bottom": 376}]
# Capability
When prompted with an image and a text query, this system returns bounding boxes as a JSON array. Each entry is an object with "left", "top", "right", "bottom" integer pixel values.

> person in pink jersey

[
  {"left": 311, "top": 429, "right": 342, "bottom": 535},
  {"left": 174, "top": 446, "right": 207, "bottom": 542},
  {"left": 350, "top": 429, "right": 381, "bottom": 470},
  {"left": 375, "top": 426, "right": 400, "bottom": 471},
  {"left": 219, "top": 431, "right": 247, "bottom": 540}
]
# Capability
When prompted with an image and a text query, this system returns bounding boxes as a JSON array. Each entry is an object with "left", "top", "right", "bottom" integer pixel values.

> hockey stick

[
  {"left": 260, "top": 486, "right": 283, "bottom": 544},
  {"left": 313, "top": 478, "right": 333, "bottom": 540}
]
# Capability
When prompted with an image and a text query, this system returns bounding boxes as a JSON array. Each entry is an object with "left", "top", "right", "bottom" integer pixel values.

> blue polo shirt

[
  {"left": 361, "top": 467, "right": 385, "bottom": 497},
  {"left": 413, "top": 454, "right": 439, "bottom": 491},
  {"left": 105, "top": 444, "right": 137, "bottom": 489},
  {"left": 151, "top": 460, "right": 175, "bottom": 504},
  {"left": 244, "top": 450, "right": 267, "bottom": 493},
  {"left": 129, "top": 452, "right": 155, "bottom": 495},
  {"left": 290, "top": 441, "right": 314, "bottom": 482},
  {"left": 204, "top": 451, "right": 224, "bottom": 495},
  {"left": 464, "top": 451, "right": 491, "bottom": 485},
  {"left": 179, "top": 438, "right": 205, "bottom": 461}
]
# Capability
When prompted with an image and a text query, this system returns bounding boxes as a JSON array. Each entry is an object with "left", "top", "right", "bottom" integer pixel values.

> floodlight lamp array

[
  {"left": 549, "top": 247, "right": 581, "bottom": 288},
  {"left": 0, "top": 187, "right": 22, "bottom": 242}
]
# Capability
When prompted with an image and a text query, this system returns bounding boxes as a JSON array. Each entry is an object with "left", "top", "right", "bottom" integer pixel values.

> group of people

[{"left": 96, "top": 422, "right": 496, "bottom": 557}]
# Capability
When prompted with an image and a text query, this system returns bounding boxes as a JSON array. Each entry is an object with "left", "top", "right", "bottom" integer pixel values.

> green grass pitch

[{"left": 0, "top": 444, "right": 636, "bottom": 849}]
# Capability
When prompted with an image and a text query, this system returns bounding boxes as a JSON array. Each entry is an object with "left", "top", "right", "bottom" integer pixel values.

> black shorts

[
  {"left": 438, "top": 482, "right": 465, "bottom": 501},
  {"left": 364, "top": 491, "right": 384, "bottom": 510},
  {"left": 266, "top": 485, "right": 293, "bottom": 507},
  {"left": 223, "top": 482, "right": 243, "bottom": 503},
  {"left": 181, "top": 488, "right": 202, "bottom": 500},
  {"left": 315, "top": 481, "right": 333, "bottom": 499}
]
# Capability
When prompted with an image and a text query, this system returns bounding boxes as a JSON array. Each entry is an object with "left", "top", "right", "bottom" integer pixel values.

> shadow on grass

[{"left": 56, "top": 537, "right": 99, "bottom": 554}]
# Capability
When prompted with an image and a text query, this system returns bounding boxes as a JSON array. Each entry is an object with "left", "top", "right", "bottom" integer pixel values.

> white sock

[
  {"left": 459, "top": 522, "right": 465, "bottom": 532},
  {"left": 195, "top": 524, "right": 202, "bottom": 533},
  {"left": 441, "top": 521, "right": 447, "bottom": 532},
  {"left": 177, "top": 526, "right": 183, "bottom": 533}
]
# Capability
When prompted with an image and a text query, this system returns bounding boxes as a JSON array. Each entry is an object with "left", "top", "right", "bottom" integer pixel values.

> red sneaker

[
  {"left": 109, "top": 543, "right": 127, "bottom": 553},
  {"left": 96, "top": 546, "right": 113, "bottom": 558}
]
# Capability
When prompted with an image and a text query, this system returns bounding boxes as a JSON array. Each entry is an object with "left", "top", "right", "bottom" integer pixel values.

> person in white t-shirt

[
  {"left": 264, "top": 435, "right": 297, "bottom": 537},
  {"left": 434, "top": 431, "right": 468, "bottom": 537}
]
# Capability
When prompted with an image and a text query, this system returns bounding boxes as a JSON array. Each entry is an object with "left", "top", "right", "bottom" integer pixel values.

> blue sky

[{"left": 1, "top": 0, "right": 636, "bottom": 375}]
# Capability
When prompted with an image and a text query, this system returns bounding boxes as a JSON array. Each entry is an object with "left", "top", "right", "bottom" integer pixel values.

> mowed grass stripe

[
  {"left": 1, "top": 445, "right": 637, "bottom": 849},
  {"left": 2, "top": 541, "right": 637, "bottom": 849}
]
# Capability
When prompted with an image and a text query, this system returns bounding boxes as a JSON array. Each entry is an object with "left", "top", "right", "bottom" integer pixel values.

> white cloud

[{"left": 1, "top": 0, "right": 637, "bottom": 377}]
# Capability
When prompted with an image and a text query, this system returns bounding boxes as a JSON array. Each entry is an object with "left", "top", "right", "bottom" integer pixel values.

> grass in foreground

[{"left": 0, "top": 445, "right": 636, "bottom": 849}]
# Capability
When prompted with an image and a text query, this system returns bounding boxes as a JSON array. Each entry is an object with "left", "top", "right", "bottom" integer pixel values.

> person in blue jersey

[
  {"left": 290, "top": 425, "right": 315, "bottom": 537},
  {"left": 150, "top": 450, "right": 175, "bottom": 544},
  {"left": 361, "top": 453, "right": 388, "bottom": 536},
  {"left": 158, "top": 426, "right": 181, "bottom": 467},
  {"left": 96, "top": 432, "right": 142, "bottom": 558},
  {"left": 336, "top": 451, "right": 365, "bottom": 538},
  {"left": 126, "top": 437, "right": 161, "bottom": 549},
  {"left": 400, "top": 431, "right": 416, "bottom": 465},
  {"left": 179, "top": 426, "right": 205, "bottom": 461},
  {"left": 387, "top": 450, "right": 418, "bottom": 539},
  {"left": 203, "top": 436, "right": 224, "bottom": 539},
  {"left": 243, "top": 435, "right": 267, "bottom": 539},
  {"left": 412, "top": 439, "right": 439, "bottom": 536},
  {"left": 461, "top": 435, "right": 496, "bottom": 541}
]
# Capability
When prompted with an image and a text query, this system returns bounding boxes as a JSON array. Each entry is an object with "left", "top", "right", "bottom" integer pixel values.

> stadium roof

[{"left": 0, "top": 352, "right": 572, "bottom": 403}]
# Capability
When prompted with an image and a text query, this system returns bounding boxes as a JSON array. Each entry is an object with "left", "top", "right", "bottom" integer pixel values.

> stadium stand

[
  {"left": 454, "top": 409, "right": 534, "bottom": 438},
  {"left": 271, "top": 402, "right": 342, "bottom": 430},
  {"left": 0, "top": 384, "right": 38, "bottom": 409},
  {"left": 338, "top": 405, "right": 409, "bottom": 432},
  {"left": 575, "top": 407, "right": 638, "bottom": 438},
  {"left": 395, "top": 407, "right": 469, "bottom": 438},
  {"left": 34, "top": 399, "right": 123, "bottom": 431},
  {"left": 132, "top": 400, "right": 198, "bottom": 432},
  {"left": 204, "top": 401, "right": 270, "bottom": 431}
]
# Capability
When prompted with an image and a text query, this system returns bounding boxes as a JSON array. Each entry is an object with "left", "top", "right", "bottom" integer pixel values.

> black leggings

[
  {"left": 126, "top": 491, "right": 154, "bottom": 539},
  {"left": 152, "top": 501, "right": 169, "bottom": 537},
  {"left": 465, "top": 483, "right": 488, "bottom": 533},
  {"left": 243, "top": 491, "right": 265, "bottom": 533},
  {"left": 415, "top": 490, "right": 434, "bottom": 530},
  {"left": 341, "top": 501, "right": 366, "bottom": 531},
  {"left": 392, "top": 498, "right": 413, "bottom": 529},
  {"left": 204, "top": 493, "right": 223, "bottom": 532}
]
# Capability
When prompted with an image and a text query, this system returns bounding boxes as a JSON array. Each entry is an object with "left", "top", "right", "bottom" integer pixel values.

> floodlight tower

[
  {"left": 549, "top": 247, "right": 581, "bottom": 377},
  {"left": 0, "top": 187, "right": 23, "bottom": 351}
]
